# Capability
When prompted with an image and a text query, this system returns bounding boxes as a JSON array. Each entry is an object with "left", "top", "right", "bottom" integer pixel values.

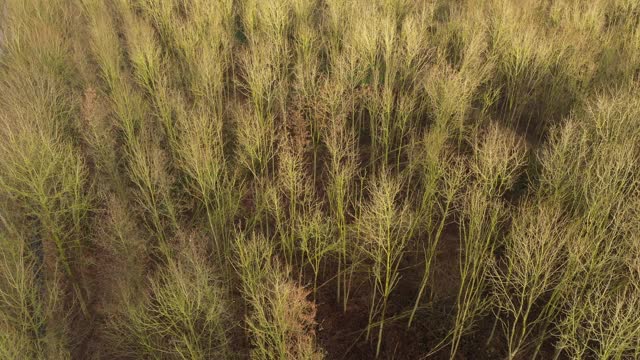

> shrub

[
  {"left": 109, "top": 234, "right": 230, "bottom": 359},
  {"left": 235, "top": 232, "right": 324, "bottom": 359}
]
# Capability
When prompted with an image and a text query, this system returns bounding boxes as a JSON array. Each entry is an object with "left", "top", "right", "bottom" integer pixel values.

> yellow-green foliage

[
  {"left": 109, "top": 235, "right": 230, "bottom": 359},
  {"left": 0, "top": 230, "right": 70, "bottom": 360},
  {"left": 1, "top": 0, "right": 639, "bottom": 358},
  {"left": 235, "top": 233, "right": 324, "bottom": 359}
]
